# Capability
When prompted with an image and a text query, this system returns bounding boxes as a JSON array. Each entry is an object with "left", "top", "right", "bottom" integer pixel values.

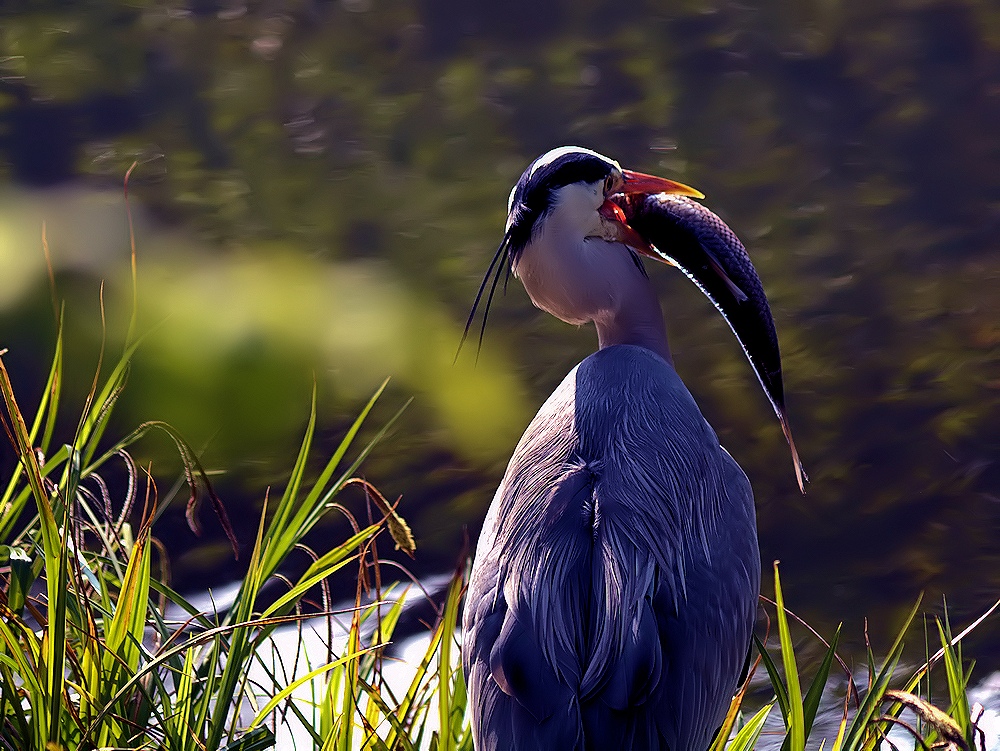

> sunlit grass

[
  {"left": 0, "top": 325, "right": 474, "bottom": 749},
  {"left": 1, "top": 327, "right": 994, "bottom": 751},
  {"left": 0, "top": 200, "right": 479, "bottom": 748},
  {"left": 0, "top": 192, "right": 994, "bottom": 750},
  {"left": 733, "top": 564, "right": 997, "bottom": 751}
]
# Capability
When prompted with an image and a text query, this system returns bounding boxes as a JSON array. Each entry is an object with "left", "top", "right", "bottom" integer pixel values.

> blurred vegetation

[{"left": 1, "top": 0, "right": 999, "bottom": 661}]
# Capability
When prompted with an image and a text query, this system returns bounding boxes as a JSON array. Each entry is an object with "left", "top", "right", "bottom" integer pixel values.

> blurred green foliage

[{"left": 1, "top": 0, "right": 999, "bottom": 658}]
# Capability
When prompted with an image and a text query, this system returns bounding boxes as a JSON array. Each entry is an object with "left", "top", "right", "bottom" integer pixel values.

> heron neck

[{"left": 594, "top": 286, "right": 673, "bottom": 365}]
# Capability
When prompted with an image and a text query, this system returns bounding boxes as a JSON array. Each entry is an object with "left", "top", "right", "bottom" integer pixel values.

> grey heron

[{"left": 461, "top": 146, "right": 805, "bottom": 751}]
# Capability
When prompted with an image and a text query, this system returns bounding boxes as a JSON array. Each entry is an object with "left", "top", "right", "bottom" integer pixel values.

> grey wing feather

[{"left": 463, "top": 345, "right": 760, "bottom": 751}]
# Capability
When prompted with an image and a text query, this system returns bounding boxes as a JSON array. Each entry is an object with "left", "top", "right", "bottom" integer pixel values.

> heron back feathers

[{"left": 464, "top": 345, "right": 760, "bottom": 750}]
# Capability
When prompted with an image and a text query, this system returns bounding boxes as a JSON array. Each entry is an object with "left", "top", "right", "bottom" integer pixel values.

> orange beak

[
  {"left": 619, "top": 169, "right": 704, "bottom": 200},
  {"left": 598, "top": 169, "right": 704, "bottom": 257}
]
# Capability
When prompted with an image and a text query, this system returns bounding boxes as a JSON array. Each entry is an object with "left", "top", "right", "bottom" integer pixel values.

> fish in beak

[
  {"left": 598, "top": 170, "right": 703, "bottom": 256},
  {"left": 600, "top": 171, "right": 807, "bottom": 493}
]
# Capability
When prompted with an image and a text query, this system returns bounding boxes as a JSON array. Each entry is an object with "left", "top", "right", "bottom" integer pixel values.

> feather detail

[{"left": 463, "top": 346, "right": 760, "bottom": 751}]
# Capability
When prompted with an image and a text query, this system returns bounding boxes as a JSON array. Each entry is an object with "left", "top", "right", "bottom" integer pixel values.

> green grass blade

[
  {"left": 337, "top": 611, "right": 363, "bottom": 751},
  {"left": 289, "top": 398, "right": 408, "bottom": 560},
  {"left": 259, "top": 525, "right": 379, "bottom": 620},
  {"left": 98, "top": 521, "right": 152, "bottom": 746},
  {"left": 802, "top": 623, "right": 841, "bottom": 738},
  {"left": 841, "top": 595, "right": 922, "bottom": 751},
  {"left": 221, "top": 727, "right": 277, "bottom": 751},
  {"left": 209, "top": 493, "right": 274, "bottom": 748},
  {"left": 754, "top": 631, "right": 790, "bottom": 721},
  {"left": 772, "top": 562, "right": 805, "bottom": 751},
  {"left": 77, "top": 334, "right": 151, "bottom": 465},
  {"left": 249, "top": 647, "right": 379, "bottom": 728},
  {"left": 0, "top": 660, "right": 33, "bottom": 747},
  {"left": 355, "top": 676, "right": 418, "bottom": 751},
  {"left": 361, "top": 589, "right": 408, "bottom": 739},
  {"left": 163, "top": 648, "right": 198, "bottom": 750},
  {"left": 829, "top": 697, "right": 849, "bottom": 751},
  {"left": 39, "top": 451, "right": 76, "bottom": 747},
  {"left": 34, "top": 317, "right": 64, "bottom": 455},
  {"left": 437, "top": 574, "right": 464, "bottom": 751},
  {"left": 0, "top": 354, "right": 59, "bottom": 536},
  {"left": 256, "top": 380, "right": 395, "bottom": 596},
  {"left": 936, "top": 616, "right": 972, "bottom": 746},
  {"left": 386, "top": 611, "right": 446, "bottom": 750},
  {"left": 0, "top": 324, "right": 63, "bottom": 536},
  {"left": 1, "top": 546, "right": 34, "bottom": 616},
  {"left": 267, "top": 383, "right": 319, "bottom": 554},
  {"left": 726, "top": 700, "right": 774, "bottom": 751}
]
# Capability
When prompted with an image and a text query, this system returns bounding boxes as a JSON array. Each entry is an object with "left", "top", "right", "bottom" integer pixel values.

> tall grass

[
  {"left": 0, "top": 178, "right": 476, "bottom": 749},
  {"left": 0, "top": 322, "right": 479, "bottom": 749},
  {"left": 3, "top": 335, "right": 994, "bottom": 751},
  {"left": 0, "top": 183, "right": 994, "bottom": 749},
  {"left": 718, "top": 562, "right": 997, "bottom": 751}
]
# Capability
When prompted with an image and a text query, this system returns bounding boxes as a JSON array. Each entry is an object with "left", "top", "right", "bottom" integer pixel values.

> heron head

[
  {"left": 459, "top": 146, "right": 705, "bottom": 355},
  {"left": 504, "top": 146, "right": 704, "bottom": 266},
  {"left": 498, "top": 147, "right": 706, "bottom": 329}
]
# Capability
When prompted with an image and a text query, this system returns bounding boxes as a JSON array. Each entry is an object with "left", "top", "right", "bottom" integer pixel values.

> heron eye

[{"left": 604, "top": 175, "right": 614, "bottom": 194}]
